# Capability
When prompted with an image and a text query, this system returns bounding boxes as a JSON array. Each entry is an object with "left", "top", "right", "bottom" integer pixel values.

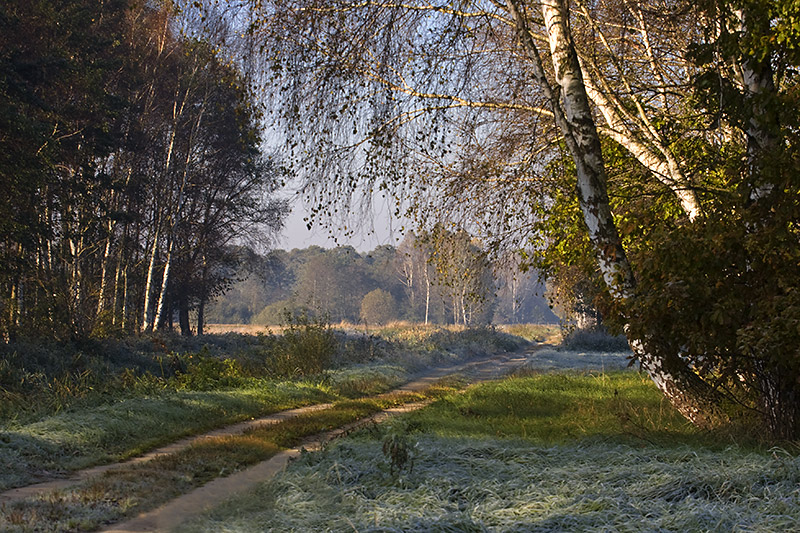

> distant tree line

[
  {"left": 0, "top": 0, "right": 286, "bottom": 341},
  {"left": 207, "top": 228, "right": 558, "bottom": 326}
]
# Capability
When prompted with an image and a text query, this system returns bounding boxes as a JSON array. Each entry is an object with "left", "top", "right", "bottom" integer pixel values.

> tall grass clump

[
  {"left": 266, "top": 311, "right": 337, "bottom": 377},
  {"left": 560, "top": 326, "right": 630, "bottom": 352},
  {"left": 372, "top": 324, "right": 529, "bottom": 371}
]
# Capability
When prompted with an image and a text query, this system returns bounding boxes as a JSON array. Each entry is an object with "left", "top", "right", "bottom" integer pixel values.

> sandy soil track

[
  {"left": 0, "top": 348, "right": 538, "bottom": 531},
  {"left": 101, "top": 349, "right": 535, "bottom": 532}
]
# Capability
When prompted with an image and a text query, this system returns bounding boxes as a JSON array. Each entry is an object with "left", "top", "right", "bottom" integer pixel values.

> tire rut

[{"left": 2, "top": 347, "right": 537, "bottom": 531}]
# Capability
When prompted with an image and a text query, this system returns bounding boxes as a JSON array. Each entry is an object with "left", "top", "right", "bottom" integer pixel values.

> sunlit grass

[
  {"left": 496, "top": 323, "right": 561, "bottom": 343},
  {"left": 0, "top": 379, "right": 336, "bottom": 492},
  {"left": 0, "top": 363, "right": 420, "bottom": 492},
  {"left": 175, "top": 371, "right": 798, "bottom": 532},
  {"left": 0, "top": 323, "right": 534, "bottom": 530},
  {"left": 0, "top": 386, "right": 461, "bottom": 533},
  {"left": 0, "top": 324, "right": 524, "bottom": 494},
  {"left": 399, "top": 371, "right": 710, "bottom": 447}
]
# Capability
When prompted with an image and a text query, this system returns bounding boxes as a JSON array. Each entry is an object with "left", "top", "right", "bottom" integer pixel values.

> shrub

[
  {"left": 560, "top": 327, "right": 630, "bottom": 352},
  {"left": 171, "top": 351, "right": 246, "bottom": 390},
  {"left": 268, "top": 311, "right": 337, "bottom": 377},
  {"left": 360, "top": 289, "right": 397, "bottom": 326}
]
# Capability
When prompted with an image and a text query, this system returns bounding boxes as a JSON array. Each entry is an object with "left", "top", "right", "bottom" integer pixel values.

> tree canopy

[
  {"left": 224, "top": 0, "right": 800, "bottom": 438},
  {"left": 0, "top": 0, "right": 287, "bottom": 340},
  {"left": 221, "top": 234, "right": 556, "bottom": 326}
]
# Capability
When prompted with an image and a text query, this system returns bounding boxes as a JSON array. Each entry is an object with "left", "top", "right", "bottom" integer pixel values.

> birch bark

[{"left": 505, "top": 0, "right": 725, "bottom": 426}]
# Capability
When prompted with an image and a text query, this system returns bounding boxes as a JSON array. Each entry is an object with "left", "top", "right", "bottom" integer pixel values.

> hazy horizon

[{"left": 277, "top": 196, "right": 408, "bottom": 252}]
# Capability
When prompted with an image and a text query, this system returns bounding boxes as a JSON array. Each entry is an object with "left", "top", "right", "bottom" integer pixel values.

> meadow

[
  {"left": 6, "top": 322, "right": 794, "bottom": 532},
  {"left": 0, "top": 322, "right": 534, "bottom": 531},
  {"left": 176, "top": 355, "right": 800, "bottom": 532}
]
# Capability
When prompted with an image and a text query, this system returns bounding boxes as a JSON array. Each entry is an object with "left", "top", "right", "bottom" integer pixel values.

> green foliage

[
  {"left": 220, "top": 241, "right": 557, "bottom": 327},
  {"left": 0, "top": 0, "right": 286, "bottom": 341},
  {"left": 171, "top": 352, "right": 246, "bottom": 391},
  {"left": 360, "top": 288, "right": 397, "bottom": 325},
  {"left": 267, "top": 311, "right": 337, "bottom": 378}
]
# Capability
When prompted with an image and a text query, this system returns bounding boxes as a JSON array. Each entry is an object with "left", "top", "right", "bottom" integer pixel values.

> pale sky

[{"left": 277, "top": 195, "right": 407, "bottom": 252}]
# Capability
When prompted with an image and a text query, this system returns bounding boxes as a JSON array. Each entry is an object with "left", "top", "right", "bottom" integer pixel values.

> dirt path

[
  {"left": 0, "top": 404, "right": 336, "bottom": 505},
  {"left": 1, "top": 348, "right": 536, "bottom": 531},
  {"left": 100, "top": 350, "right": 534, "bottom": 532}
]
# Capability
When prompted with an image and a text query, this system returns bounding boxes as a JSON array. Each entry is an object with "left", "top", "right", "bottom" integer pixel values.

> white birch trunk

[
  {"left": 505, "top": 0, "right": 725, "bottom": 427},
  {"left": 583, "top": 80, "right": 702, "bottom": 220},
  {"left": 97, "top": 220, "right": 113, "bottom": 316},
  {"left": 112, "top": 246, "right": 122, "bottom": 325},
  {"left": 424, "top": 267, "right": 430, "bottom": 325},
  {"left": 142, "top": 230, "right": 159, "bottom": 332},
  {"left": 734, "top": 8, "right": 778, "bottom": 201},
  {"left": 153, "top": 100, "right": 204, "bottom": 330},
  {"left": 572, "top": 0, "right": 702, "bottom": 221},
  {"left": 152, "top": 235, "right": 174, "bottom": 330}
]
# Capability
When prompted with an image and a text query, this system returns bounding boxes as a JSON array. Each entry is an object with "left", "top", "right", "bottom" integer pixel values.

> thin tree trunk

[
  {"left": 197, "top": 297, "right": 205, "bottom": 336},
  {"left": 111, "top": 239, "right": 123, "bottom": 326},
  {"left": 424, "top": 270, "right": 430, "bottom": 325},
  {"left": 142, "top": 228, "right": 160, "bottom": 332},
  {"left": 153, "top": 234, "right": 174, "bottom": 329},
  {"left": 8, "top": 279, "right": 18, "bottom": 341},
  {"left": 178, "top": 297, "right": 191, "bottom": 336},
  {"left": 122, "top": 266, "right": 129, "bottom": 331},
  {"left": 154, "top": 102, "right": 204, "bottom": 330},
  {"left": 735, "top": 7, "right": 779, "bottom": 201},
  {"left": 197, "top": 256, "right": 208, "bottom": 336},
  {"left": 97, "top": 221, "right": 114, "bottom": 316}
]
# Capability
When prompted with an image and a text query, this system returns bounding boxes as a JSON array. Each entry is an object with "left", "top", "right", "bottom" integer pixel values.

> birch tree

[
  {"left": 0, "top": 0, "right": 287, "bottom": 340},
  {"left": 230, "top": 0, "right": 800, "bottom": 437}
]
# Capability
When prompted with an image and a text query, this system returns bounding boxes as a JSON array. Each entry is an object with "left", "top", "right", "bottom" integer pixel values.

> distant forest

[{"left": 207, "top": 230, "right": 559, "bottom": 327}]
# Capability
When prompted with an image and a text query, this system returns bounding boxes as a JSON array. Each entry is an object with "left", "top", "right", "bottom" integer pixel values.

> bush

[
  {"left": 268, "top": 311, "right": 337, "bottom": 377},
  {"left": 360, "top": 289, "right": 397, "bottom": 326},
  {"left": 560, "top": 327, "right": 630, "bottom": 352},
  {"left": 171, "top": 351, "right": 247, "bottom": 390}
]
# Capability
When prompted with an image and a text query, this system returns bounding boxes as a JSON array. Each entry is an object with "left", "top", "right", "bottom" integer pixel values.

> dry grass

[
  {"left": 202, "top": 323, "right": 275, "bottom": 335},
  {"left": 176, "top": 371, "right": 798, "bottom": 533},
  {"left": 0, "top": 386, "right": 461, "bottom": 533}
]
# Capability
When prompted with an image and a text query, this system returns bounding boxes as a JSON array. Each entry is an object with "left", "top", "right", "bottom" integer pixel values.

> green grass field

[
  {"left": 0, "top": 325, "right": 526, "bottom": 532},
  {"left": 0, "top": 325, "right": 523, "bottom": 492},
  {"left": 177, "top": 371, "right": 800, "bottom": 532}
]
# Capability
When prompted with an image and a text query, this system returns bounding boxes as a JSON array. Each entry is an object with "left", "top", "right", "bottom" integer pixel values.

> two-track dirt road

[{"left": 1, "top": 347, "right": 540, "bottom": 532}]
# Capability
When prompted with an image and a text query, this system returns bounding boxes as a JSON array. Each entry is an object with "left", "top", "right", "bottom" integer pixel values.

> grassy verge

[
  {"left": 176, "top": 371, "right": 800, "bottom": 532},
  {"left": 0, "top": 382, "right": 464, "bottom": 533},
  {"left": 1, "top": 324, "right": 526, "bottom": 492},
  {"left": 0, "top": 378, "right": 336, "bottom": 491}
]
